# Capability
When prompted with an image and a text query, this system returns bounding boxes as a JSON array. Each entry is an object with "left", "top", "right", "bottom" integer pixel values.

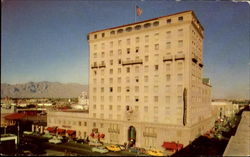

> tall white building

[{"left": 47, "top": 10, "right": 213, "bottom": 150}]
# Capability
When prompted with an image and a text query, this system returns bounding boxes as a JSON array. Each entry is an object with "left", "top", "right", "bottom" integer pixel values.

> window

[
  {"left": 135, "top": 25, "right": 141, "bottom": 30},
  {"left": 101, "top": 43, "right": 105, "bottom": 49},
  {"left": 135, "top": 96, "right": 139, "bottom": 102},
  {"left": 166, "top": 31, "right": 171, "bottom": 38},
  {"left": 93, "top": 104, "right": 96, "bottom": 109},
  {"left": 110, "top": 50, "right": 113, "bottom": 57},
  {"left": 102, "top": 33, "right": 105, "bottom": 38},
  {"left": 135, "top": 76, "right": 139, "bottom": 82},
  {"left": 154, "top": 106, "right": 158, "bottom": 113},
  {"left": 145, "top": 35, "right": 149, "bottom": 43},
  {"left": 94, "top": 44, "right": 97, "bottom": 50},
  {"left": 93, "top": 113, "right": 96, "bottom": 118},
  {"left": 178, "top": 96, "right": 182, "bottom": 104},
  {"left": 144, "top": 86, "right": 148, "bottom": 93},
  {"left": 93, "top": 88, "right": 96, "bottom": 93},
  {"left": 144, "top": 23, "right": 151, "bottom": 28},
  {"left": 153, "top": 21, "right": 159, "bottom": 26},
  {"left": 166, "top": 63, "right": 171, "bottom": 71},
  {"left": 127, "top": 67, "right": 130, "bottom": 73},
  {"left": 155, "top": 44, "right": 159, "bottom": 50},
  {"left": 144, "top": 75, "right": 148, "bottom": 82},
  {"left": 177, "top": 73, "right": 183, "bottom": 81},
  {"left": 118, "top": 49, "right": 122, "bottom": 55},
  {"left": 117, "top": 96, "right": 121, "bottom": 102},
  {"left": 101, "top": 78, "right": 104, "bottom": 84},
  {"left": 154, "top": 86, "right": 158, "bottom": 92},
  {"left": 117, "top": 29, "right": 123, "bottom": 34},
  {"left": 93, "top": 53, "right": 97, "bottom": 58},
  {"left": 117, "top": 105, "right": 121, "bottom": 111},
  {"left": 166, "top": 42, "right": 171, "bottom": 49},
  {"left": 166, "top": 74, "right": 171, "bottom": 82},
  {"left": 109, "top": 105, "right": 113, "bottom": 110},
  {"left": 118, "top": 60, "right": 122, "bottom": 65},
  {"left": 94, "top": 34, "right": 97, "bottom": 39},
  {"left": 135, "top": 86, "right": 139, "bottom": 92},
  {"left": 145, "top": 45, "right": 149, "bottom": 52},
  {"left": 110, "top": 41, "right": 113, "bottom": 47},
  {"left": 118, "top": 77, "right": 121, "bottom": 83},
  {"left": 101, "top": 87, "right": 104, "bottom": 92},
  {"left": 144, "top": 96, "right": 148, "bottom": 102},
  {"left": 154, "top": 65, "right": 159, "bottom": 71},
  {"left": 166, "top": 96, "right": 170, "bottom": 104},
  {"left": 109, "top": 96, "right": 113, "bottom": 102},
  {"left": 126, "top": 96, "right": 130, "bottom": 102},
  {"left": 135, "top": 66, "right": 139, "bottom": 73},
  {"left": 126, "top": 87, "right": 130, "bottom": 92},
  {"left": 136, "top": 47, "right": 139, "bottom": 53},
  {"left": 101, "top": 105, "right": 104, "bottom": 110},
  {"left": 136, "top": 37, "right": 140, "bottom": 43},
  {"left": 178, "top": 16, "right": 183, "bottom": 21},
  {"left": 178, "top": 40, "right": 183, "bottom": 47},
  {"left": 127, "top": 48, "right": 130, "bottom": 54},
  {"left": 110, "top": 69, "right": 113, "bottom": 74},
  {"left": 177, "top": 85, "right": 183, "bottom": 93},
  {"left": 178, "top": 29, "right": 183, "bottom": 36},
  {"left": 167, "top": 19, "right": 171, "bottom": 24},
  {"left": 154, "top": 96, "right": 158, "bottom": 102},
  {"left": 101, "top": 52, "right": 105, "bottom": 57},
  {"left": 154, "top": 33, "right": 159, "bottom": 41},
  {"left": 110, "top": 87, "right": 113, "bottom": 92},
  {"left": 166, "top": 85, "right": 171, "bottom": 93},
  {"left": 144, "top": 106, "right": 148, "bottom": 112},
  {"left": 177, "top": 62, "right": 183, "bottom": 70},
  {"left": 110, "top": 60, "right": 113, "bottom": 65},
  {"left": 126, "top": 77, "right": 130, "bottom": 83},
  {"left": 101, "top": 69, "right": 104, "bottom": 75},
  {"left": 127, "top": 38, "right": 131, "bottom": 45},
  {"left": 110, "top": 31, "right": 115, "bottom": 35},
  {"left": 118, "top": 40, "right": 122, "bottom": 46},
  {"left": 79, "top": 121, "right": 81, "bottom": 126},
  {"left": 117, "top": 87, "right": 121, "bottom": 93},
  {"left": 126, "top": 105, "right": 130, "bottom": 111},
  {"left": 145, "top": 56, "right": 149, "bottom": 62},
  {"left": 101, "top": 96, "right": 104, "bottom": 101},
  {"left": 126, "top": 27, "right": 132, "bottom": 32}
]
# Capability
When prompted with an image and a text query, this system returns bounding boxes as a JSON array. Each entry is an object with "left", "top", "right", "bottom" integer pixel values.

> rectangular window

[
  {"left": 127, "top": 67, "right": 130, "bottom": 73},
  {"left": 101, "top": 52, "right": 105, "bottom": 57},
  {"left": 117, "top": 87, "right": 121, "bottom": 93},
  {"left": 177, "top": 73, "right": 183, "bottom": 81},
  {"left": 166, "top": 42, "right": 171, "bottom": 49},
  {"left": 110, "top": 69, "right": 113, "bottom": 75},
  {"left": 101, "top": 78, "right": 104, "bottom": 84},
  {"left": 166, "top": 85, "right": 170, "bottom": 93},
  {"left": 110, "top": 60, "right": 113, "bottom": 66},
  {"left": 155, "top": 44, "right": 159, "bottom": 50},
  {"left": 110, "top": 87, "right": 113, "bottom": 92},
  {"left": 136, "top": 47, "right": 139, "bottom": 53},
  {"left": 135, "top": 86, "right": 139, "bottom": 93},
  {"left": 154, "top": 65, "right": 159, "bottom": 71},
  {"left": 109, "top": 105, "right": 113, "bottom": 110},
  {"left": 101, "top": 105, "right": 104, "bottom": 110},
  {"left": 144, "top": 96, "right": 148, "bottom": 102},
  {"left": 144, "top": 86, "right": 148, "bottom": 93},
  {"left": 166, "top": 74, "right": 171, "bottom": 82},
  {"left": 135, "top": 66, "right": 139, "bottom": 73},
  {"left": 118, "top": 68, "right": 121, "bottom": 73},
  {"left": 117, "top": 96, "right": 121, "bottom": 102},
  {"left": 178, "top": 96, "right": 182, "bottom": 104},
  {"left": 154, "top": 86, "right": 158, "bottom": 92},
  {"left": 118, "top": 40, "right": 122, "bottom": 46},
  {"left": 101, "top": 87, "right": 104, "bottom": 92},
  {"left": 144, "top": 66, "right": 149, "bottom": 72},
  {"left": 154, "top": 106, "right": 158, "bottom": 113},
  {"left": 154, "top": 33, "right": 159, "bottom": 41},
  {"left": 144, "top": 75, "right": 148, "bottom": 82},
  {"left": 109, "top": 78, "right": 113, "bottom": 84},
  {"left": 109, "top": 96, "right": 113, "bottom": 102},
  {"left": 118, "top": 77, "right": 121, "bottom": 83},
  {"left": 167, "top": 19, "right": 171, "bottom": 24},
  {"left": 144, "top": 106, "right": 148, "bottom": 112},
  {"left": 178, "top": 40, "right": 183, "bottom": 47},
  {"left": 145, "top": 45, "right": 149, "bottom": 52},
  {"left": 166, "top": 96, "right": 170, "bottom": 104},
  {"left": 136, "top": 37, "right": 140, "bottom": 43},
  {"left": 127, "top": 38, "right": 130, "bottom": 45},
  {"left": 178, "top": 16, "right": 183, "bottom": 21},
  {"left": 94, "top": 34, "right": 97, "bottom": 39},
  {"left": 127, "top": 48, "right": 130, "bottom": 54},
  {"left": 145, "top": 56, "right": 149, "bottom": 62},
  {"left": 110, "top": 41, "right": 113, "bottom": 47},
  {"left": 178, "top": 29, "right": 183, "bottom": 36},
  {"left": 118, "top": 49, "right": 122, "bottom": 55},
  {"left": 166, "top": 63, "right": 171, "bottom": 72},
  {"left": 110, "top": 50, "right": 113, "bottom": 57},
  {"left": 102, "top": 33, "right": 105, "bottom": 37},
  {"left": 166, "top": 31, "right": 171, "bottom": 38},
  {"left": 145, "top": 35, "right": 149, "bottom": 43},
  {"left": 101, "top": 43, "right": 105, "bottom": 49}
]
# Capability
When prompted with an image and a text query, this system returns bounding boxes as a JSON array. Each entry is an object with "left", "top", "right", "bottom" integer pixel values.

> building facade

[
  {"left": 46, "top": 10, "right": 213, "bottom": 150},
  {"left": 86, "top": 10, "right": 213, "bottom": 149}
]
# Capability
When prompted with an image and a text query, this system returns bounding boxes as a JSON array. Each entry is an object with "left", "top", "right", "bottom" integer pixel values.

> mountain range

[{"left": 1, "top": 81, "right": 88, "bottom": 98}]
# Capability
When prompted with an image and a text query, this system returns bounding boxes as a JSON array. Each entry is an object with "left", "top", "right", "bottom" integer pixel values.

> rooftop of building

[{"left": 88, "top": 10, "right": 204, "bottom": 35}]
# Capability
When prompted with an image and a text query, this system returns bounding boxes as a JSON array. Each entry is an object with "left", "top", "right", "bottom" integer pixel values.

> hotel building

[{"left": 47, "top": 10, "right": 213, "bottom": 150}]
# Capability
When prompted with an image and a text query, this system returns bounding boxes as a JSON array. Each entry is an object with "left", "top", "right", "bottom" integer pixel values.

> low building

[
  {"left": 46, "top": 109, "right": 89, "bottom": 139},
  {"left": 0, "top": 134, "right": 18, "bottom": 154},
  {"left": 211, "top": 101, "right": 239, "bottom": 121},
  {"left": 223, "top": 111, "right": 250, "bottom": 156}
]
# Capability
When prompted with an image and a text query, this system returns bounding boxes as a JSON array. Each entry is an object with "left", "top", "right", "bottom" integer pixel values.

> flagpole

[{"left": 134, "top": 3, "right": 136, "bottom": 22}]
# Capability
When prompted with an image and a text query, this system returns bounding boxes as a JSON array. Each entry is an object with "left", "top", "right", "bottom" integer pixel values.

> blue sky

[{"left": 1, "top": 0, "right": 249, "bottom": 99}]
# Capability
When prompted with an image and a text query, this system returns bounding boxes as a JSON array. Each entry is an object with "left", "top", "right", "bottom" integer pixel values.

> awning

[
  {"left": 4, "top": 113, "right": 25, "bottom": 120},
  {"left": 162, "top": 142, "right": 183, "bottom": 150},
  {"left": 46, "top": 127, "right": 57, "bottom": 132},
  {"left": 67, "top": 130, "right": 76, "bottom": 135},
  {"left": 57, "top": 128, "right": 66, "bottom": 133}
]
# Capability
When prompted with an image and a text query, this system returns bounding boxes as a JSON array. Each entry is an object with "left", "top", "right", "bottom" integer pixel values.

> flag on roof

[{"left": 136, "top": 5, "right": 142, "bottom": 16}]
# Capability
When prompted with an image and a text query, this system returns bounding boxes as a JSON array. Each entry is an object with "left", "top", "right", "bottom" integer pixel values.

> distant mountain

[{"left": 1, "top": 81, "right": 88, "bottom": 98}]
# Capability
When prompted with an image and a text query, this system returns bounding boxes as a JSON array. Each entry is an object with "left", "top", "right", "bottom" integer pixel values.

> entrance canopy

[
  {"left": 67, "top": 130, "right": 76, "bottom": 135},
  {"left": 46, "top": 127, "right": 57, "bottom": 132},
  {"left": 4, "top": 113, "right": 25, "bottom": 120},
  {"left": 57, "top": 128, "right": 66, "bottom": 133},
  {"left": 162, "top": 142, "right": 183, "bottom": 151}
]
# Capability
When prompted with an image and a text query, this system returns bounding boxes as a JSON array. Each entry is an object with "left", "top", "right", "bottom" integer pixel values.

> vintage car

[
  {"left": 147, "top": 149, "right": 164, "bottom": 156},
  {"left": 48, "top": 136, "right": 62, "bottom": 144},
  {"left": 105, "top": 145, "right": 121, "bottom": 152},
  {"left": 116, "top": 144, "right": 126, "bottom": 151},
  {"left": 91, "top": 146, "right": 109, "bottom": 154}
]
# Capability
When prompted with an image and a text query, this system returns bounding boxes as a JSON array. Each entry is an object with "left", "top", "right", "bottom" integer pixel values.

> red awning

[
  {"left": 57, "top": 128, "right": 66, "bottom": 133},
  {"left": 46, "top": 127, "right": 57, "bottom": 132},
  {"left": 4, "top": 113, "right": 25, "bottom": 120},
  {"left": 67, "top": 130, "right": 76, "bottom": 135},
  {"left": 162, "top": 142, "right": 183, "bottom": 151}
]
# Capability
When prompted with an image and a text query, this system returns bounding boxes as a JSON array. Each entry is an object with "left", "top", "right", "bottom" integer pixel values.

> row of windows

[
  {"left": 92, "top": 41, "right": 184, "bottom": 58},
  {"left": 92, "top": 16, "right": 185, "bottom": 40},
  {"left": 93, "top": 30, "right": 184, "bottom": 50},
  {"left": 48, "top": 119, "right": 88, "bottom": 127},
  {"left": 92, "top": 95, "right": 183, "bottom": 104}
]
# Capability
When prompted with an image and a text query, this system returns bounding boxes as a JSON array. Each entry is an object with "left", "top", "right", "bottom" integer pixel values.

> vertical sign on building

[{"left": 183, "top": 88, "right": 187, "bottom": 126}]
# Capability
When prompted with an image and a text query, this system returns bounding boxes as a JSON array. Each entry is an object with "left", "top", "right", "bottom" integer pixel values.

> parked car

[
  {"left": 49, "top": 137, "right": 62, "bottom": 144},
  {"left": 76, "top": 139, "right": 86, "bottom": 144},
  {"left": 147, "top": 149, "right": 163, "bottom": 156},
  {"left": 91, "top": 146, "right": 109, "bottom": 154},
  {"left": 89, "top": 141, "right": 102, "bottom": 147},
  {"left": 116, "top": 144, "right": 126, "bottom": 151},
  {"left": 42, "top": 133, "right": 53, "bottom": 139},
  {"left": 128, "top": 147, "right": 140, "bottom": 153},
  {"left": 106, "top": 145, "right": 121, "bottom": 152}
]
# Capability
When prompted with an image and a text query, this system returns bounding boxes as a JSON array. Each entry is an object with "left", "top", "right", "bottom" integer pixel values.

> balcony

[
  {"left": 163, "top": 55, "right": 173, "bottom": 62},
  {"left": 91, "top": 64, "right": 98, "bottom": 69},
  {"left": 99, "top": 63, "right": 106, "bottom": 68},
  {"left": 143, "top": 132, "right": 157, "bottom": 138},
  {"left": 192, "top": 55, "right": 198, "bottom": 63},
  {"left": 108, "top": 128, "right": 120, "bottom": 134},
  {"left": 175, "top": 54, "right": 185, "bottom": 60},
  {"left": 122, "top": 59, "right": 143, "bottom": 66}
]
